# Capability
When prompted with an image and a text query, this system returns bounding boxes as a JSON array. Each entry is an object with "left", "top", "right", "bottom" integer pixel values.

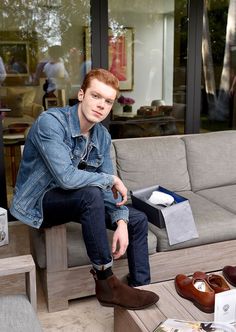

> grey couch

[{"left": 31, "top": 130, "right": 236, "bottom": 312}]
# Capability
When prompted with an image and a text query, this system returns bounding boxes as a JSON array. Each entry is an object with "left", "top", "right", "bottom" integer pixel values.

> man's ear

[{"left": 78, "top": 89, "right": 84, "bottom": 102}]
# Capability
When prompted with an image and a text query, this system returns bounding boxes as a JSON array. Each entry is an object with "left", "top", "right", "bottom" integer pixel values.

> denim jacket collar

[
  {"left": 69, "top": 104, "right": 100, "bottom": 150},
  {"left": 69, "top": 104, "right": 82, "bottom": 137}
]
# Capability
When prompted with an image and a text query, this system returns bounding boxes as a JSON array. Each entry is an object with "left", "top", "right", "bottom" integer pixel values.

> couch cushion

[
  {"left": 112, "top": 136, "right": 191, "bottom": 194},
  {"left": 32, "top": 223, "right": 157, "bottom": 269},
  {"left": 3, "top": 93, "right": 25, "bottom": 117},
  {"left": 3, "top": 87, "right": 36, "bottom": 118},
  {"left": 149, "top": 191, "right": 236, "bottom": 251},
  {"left": 182, "top": 131, "right": 236, "bottom": 191},
  {"left": 0, "top": 295, "right": 42, "bottom": 332},
  {"left": 197, "top": 184, "right": 236, "bottom": 214},
  {"left": 7, "top": 87, "right": 36, "bottom": 105}
]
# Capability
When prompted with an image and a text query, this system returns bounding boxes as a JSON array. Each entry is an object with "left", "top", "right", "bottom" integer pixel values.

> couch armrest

[{"left": 0, "top": 254, "right": 37, "bottom": 311}]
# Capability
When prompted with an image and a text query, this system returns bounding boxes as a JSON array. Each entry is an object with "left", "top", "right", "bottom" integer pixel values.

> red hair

[{"left": 81, "top": 68, "right": 119, "bottom": 97}]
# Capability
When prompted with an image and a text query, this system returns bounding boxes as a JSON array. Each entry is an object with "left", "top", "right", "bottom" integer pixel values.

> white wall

[
  {"left": 163, "top": 14, "right": 174, "bottom": 105},
  {"left": 110, "top": 2, "right": 175, "bottom": 113},
  {"left": 134, "top": 14, "right": 164, "bottom": 109}
]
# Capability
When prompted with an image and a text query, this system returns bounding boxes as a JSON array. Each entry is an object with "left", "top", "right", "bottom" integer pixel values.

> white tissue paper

[{"left": 148, "top": 191, "right": 174, "bottom": 206}]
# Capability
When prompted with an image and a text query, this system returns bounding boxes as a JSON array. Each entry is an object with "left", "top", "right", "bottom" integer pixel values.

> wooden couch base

[{"left": 34, "top": 223, "right": 236, "bottom": 312}]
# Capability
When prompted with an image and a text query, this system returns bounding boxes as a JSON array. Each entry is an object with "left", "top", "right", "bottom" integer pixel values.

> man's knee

[
  {"left": 82, "top": 186, "right": 104, "bottom": 205},
  {"left": 83, "top": 186, "right": 102, "bottom": 197}
]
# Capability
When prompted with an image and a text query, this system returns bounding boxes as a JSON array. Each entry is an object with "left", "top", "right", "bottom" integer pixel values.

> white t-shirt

[
  {"left": 0, "top": 57, "right": 6, "bottom": 84},
  {"left": 43, "top": 60, "right": 69, "bottom": 92}
]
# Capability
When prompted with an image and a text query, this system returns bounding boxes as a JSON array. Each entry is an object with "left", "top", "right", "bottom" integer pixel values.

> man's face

[{"left": 78, "top": 78, "right": 117, "bottom": 125}]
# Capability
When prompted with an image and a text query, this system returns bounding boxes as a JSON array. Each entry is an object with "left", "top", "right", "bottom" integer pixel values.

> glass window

[
  {"left": 108, "top": 0, "right": 188, "bottom": 139},
  {"left": 201, "top": 0, "right": 235, "bottom": 132},
  {"left": 0, "top": 0, "right": 90, "bottom": 208}
]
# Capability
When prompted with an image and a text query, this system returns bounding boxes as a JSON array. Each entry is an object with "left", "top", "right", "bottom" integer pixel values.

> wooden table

[
  {"left": 114, "top": 278, "right": 219, "bottom": 332},
  {"left": 0, "top": 255, "right": 37, "bottom": 311}
]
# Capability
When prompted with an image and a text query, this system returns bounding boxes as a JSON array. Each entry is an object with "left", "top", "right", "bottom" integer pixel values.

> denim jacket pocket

[{"left": 86, "top": 155, "right": 104, "bottom": 171}]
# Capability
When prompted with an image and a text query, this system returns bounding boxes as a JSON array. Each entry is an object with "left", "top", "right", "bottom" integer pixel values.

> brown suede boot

[{"left": 90, "top": 269, "right": 159, "bottom": 310}]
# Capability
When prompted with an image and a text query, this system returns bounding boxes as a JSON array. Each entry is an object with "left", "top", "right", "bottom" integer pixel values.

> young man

[{"left": 10, "top": 68, "right": 159, "bottom": 310}]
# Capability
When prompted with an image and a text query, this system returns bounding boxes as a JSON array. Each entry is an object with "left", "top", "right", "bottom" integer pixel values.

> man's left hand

[{"left": 112, "top": 220, "right": 129, "bottom": 259}]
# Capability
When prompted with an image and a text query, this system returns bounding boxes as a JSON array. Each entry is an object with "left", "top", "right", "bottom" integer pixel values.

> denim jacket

[{"left": 10, "top": 104, "right": 129, "bottom": 228}]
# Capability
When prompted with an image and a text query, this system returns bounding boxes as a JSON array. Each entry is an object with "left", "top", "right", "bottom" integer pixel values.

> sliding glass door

[{"left": 108, "top": 0, "right": 188, "bottom": 138}]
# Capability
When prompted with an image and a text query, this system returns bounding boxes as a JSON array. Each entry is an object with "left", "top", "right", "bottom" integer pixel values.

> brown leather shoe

[
  {"left": 175, "top": 274, "right": 215, "bottom": 313},
  {"left": 90, "top": 270, "right": 159, "bottom": 310},
  {"left": 223, "top": 266, "right": 236, "bottom": 287},
  {"left": 193, "top": 271, "right": 230, "bottom": 293}
]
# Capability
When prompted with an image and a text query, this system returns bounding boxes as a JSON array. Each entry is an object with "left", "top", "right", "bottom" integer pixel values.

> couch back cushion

[
  {"left": 112, "top": 136, "right": 191, "bottom": 193},
  {"left": 3, "top": 93, "right": 25, "bottom": 117},
  {"left": 182, "top": 131, "right": 236, "bottom": 191}
]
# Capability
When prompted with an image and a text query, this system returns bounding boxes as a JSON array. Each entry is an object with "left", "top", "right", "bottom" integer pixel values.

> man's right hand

[{"left": 112, "top": 175, "right": 128, "bottom": 206}]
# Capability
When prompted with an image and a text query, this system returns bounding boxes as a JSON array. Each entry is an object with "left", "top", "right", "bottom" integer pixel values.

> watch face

[{"left": 0, "top": 231, "right": 6, "bottom": 241}]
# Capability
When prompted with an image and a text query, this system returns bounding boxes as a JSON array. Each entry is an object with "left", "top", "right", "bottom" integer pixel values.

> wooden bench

[{"left": 31, "top": 223, "right": 236, "bottom": 312}]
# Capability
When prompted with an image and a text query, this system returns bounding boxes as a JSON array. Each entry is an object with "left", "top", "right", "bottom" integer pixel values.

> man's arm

[{"left": 96, "top": 135, "right": 130, "bottom": 259}]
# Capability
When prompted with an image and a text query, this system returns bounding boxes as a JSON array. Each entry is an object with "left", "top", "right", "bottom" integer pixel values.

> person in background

[
  {"left": 43, "top": 45, "right": 69, "bottom": 94},
  {"left": 10, "top": 68, "right": 159, "bottom": 310}
]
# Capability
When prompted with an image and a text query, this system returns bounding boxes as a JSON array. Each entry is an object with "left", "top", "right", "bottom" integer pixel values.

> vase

[{"left": 123, "top": 105, "right": 132, "bottom": 113}]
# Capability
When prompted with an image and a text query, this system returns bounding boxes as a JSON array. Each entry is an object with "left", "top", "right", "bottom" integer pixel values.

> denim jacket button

[{"left": 33, "top": 221, "right": 38, "bottom": 226}]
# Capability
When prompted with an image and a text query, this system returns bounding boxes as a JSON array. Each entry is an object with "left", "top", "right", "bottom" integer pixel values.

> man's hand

[
  {"left": 112, "top": 220, "right": 129, "bottom": 259},
  {"left": 112, "top": 175, "right": 128, "bottom": 206}
]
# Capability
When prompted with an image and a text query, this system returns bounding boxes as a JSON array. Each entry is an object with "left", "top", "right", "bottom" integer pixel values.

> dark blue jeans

[{"left": 41, "top": 186, "right": 150, "bottom": 286}]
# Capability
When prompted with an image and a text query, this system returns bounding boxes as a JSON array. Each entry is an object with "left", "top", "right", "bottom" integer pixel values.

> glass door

[{"left": 108, "top": 0, "right": 188, "bottom": 139}]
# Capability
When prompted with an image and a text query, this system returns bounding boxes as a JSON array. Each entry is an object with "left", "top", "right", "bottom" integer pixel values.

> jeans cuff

[{"left": 92, "top": 259, "right": 113, "bottom": 271}]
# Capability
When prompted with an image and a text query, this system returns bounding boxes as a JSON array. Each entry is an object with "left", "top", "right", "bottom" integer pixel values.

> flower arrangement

[{"left": 117, "top": 95, "right": 135, "bottom": 112}]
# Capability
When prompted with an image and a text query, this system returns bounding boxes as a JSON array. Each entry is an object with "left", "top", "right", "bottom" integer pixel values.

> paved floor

[{"left": 0, "top": 222, "right": 114, "bottom": 332}]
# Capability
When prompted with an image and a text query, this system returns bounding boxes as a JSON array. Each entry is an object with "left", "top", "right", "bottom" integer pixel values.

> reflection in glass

[
  {"left": 201, "top": 0, "right": 235, "bottom": 132},
  {"left": 108, "top": 0, "right": 188, "bottom": 139},
  {"left": 0, "top": 0, "right": 90, "bottom": 208}
]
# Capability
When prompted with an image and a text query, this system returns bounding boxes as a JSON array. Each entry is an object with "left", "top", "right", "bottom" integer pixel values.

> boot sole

[{"left": 99, "top": 297, "right": 159, "bottom": 310}]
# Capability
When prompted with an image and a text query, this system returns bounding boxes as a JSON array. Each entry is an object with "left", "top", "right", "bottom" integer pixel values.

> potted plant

[{"left": 117, "top": 95, "right": 135, "bottom": 112}]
